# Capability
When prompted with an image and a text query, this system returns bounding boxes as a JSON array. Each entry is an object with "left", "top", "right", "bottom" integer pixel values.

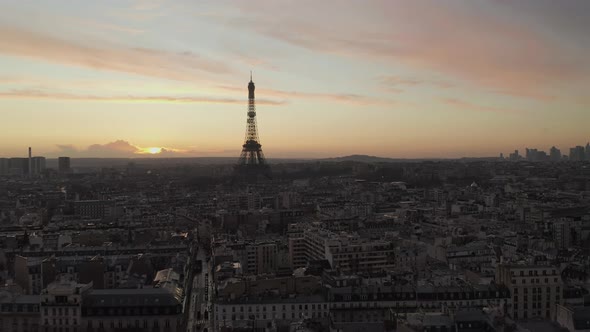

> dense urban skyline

[{"left": 1, "top": 0, "right": 590, "bottom": 158}]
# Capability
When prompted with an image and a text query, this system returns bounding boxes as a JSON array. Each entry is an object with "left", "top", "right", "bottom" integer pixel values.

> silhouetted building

[
  {"left": 525, "top": 148, "right": 548, "bottom": 162},
  {"left": 550, "top": 146, "right": 561, "bottom": 162},
  {"left": 8, "top": 158, "right": 29, "bottom": 176},
  {"left": 31, "top": 156, "right": 46, "bottom": 176},
  {"left": 509, "top": 150, "right": 520, "bottom": 161},
  {"left": 0, "top": 158, "right": 8, "bottom": 175},
  {"left": 569, "top": 146, "right": 586, "bottom": 162},
  {"left": 58, "top": 156, "right": 71, "bottom": 174}
]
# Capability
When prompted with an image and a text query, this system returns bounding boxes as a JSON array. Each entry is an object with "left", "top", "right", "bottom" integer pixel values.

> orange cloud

[{"left": 53, "top": 140, "right": 196, "bottom": 158}]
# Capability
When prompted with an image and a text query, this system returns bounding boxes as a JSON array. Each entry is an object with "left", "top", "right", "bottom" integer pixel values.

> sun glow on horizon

[{"left": 145, "top": 147, "right": 162, "bottom": 154}]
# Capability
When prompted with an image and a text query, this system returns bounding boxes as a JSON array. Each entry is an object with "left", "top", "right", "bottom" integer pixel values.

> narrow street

[{"left": 187, "top": 245, "right": 213, "bottom": 332}]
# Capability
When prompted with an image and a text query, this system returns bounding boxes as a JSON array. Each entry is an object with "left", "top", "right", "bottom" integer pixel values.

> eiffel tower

[{"left": 235, "top": 73, "right": 271, "bottom": 180}]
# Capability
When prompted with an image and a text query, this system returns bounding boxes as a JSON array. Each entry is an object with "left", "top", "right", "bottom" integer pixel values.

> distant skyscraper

[
  {"left": 8, "top": 158, "right": 28, "bottom": 176},
  {"left": 509, "top": 150, "right": 520, "bottom": 161},
  {"left": 586, "top": 142, "right": 590, "bottom": 160},
  {"left": 569, "top": 146, "right": 585, "bottom": 162},
  {"left": 58, "top": 157, "right": 71, "bottom": 174},
  {"left": 0, "top": 158, "right": 9, "bottom": 175},
  {"left": 31, "top": 156, "right": 46, "bottom": 176},
  {"left": 525, "top": 148, "right": 548, "bottom": 162},
  {"left": 549, "top": 146, "right": 561, "bottom": 162},
  {"left": 530, "top": 148, "right": 536, "bottom": 161}
]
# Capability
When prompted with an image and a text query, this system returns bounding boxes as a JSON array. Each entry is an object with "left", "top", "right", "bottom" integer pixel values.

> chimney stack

[{"left": 28, "top": 147, "right": 32, "bottom": 178}]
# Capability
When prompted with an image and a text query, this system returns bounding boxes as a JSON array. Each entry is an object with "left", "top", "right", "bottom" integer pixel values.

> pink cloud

[
  {"left": 230, "top": 0, "right": 589, "bottom": 100},
  {"left": 217, "top": 85, "right": 393, "bottom": 106},
  {"left": 443, "top": 98, "right": 525, "bottom": 115},
  {"left": 0, "top": 26, "right": 233, "bottom": 81},
  {"left": 0, "top": 89, "right": 285, "bottom": 105},
  {"left": 378, "top": 76, "right": 454, "bottom": 93}
]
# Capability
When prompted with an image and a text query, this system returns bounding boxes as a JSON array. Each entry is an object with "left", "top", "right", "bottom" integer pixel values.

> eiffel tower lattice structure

[{"left": 234, "top": 73, "right": 271, "bottom": 180}]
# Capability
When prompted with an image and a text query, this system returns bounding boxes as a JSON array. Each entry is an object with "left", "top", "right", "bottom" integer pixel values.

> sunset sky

[{"left": 1, "top": 0, "right": 589, "bottom": 158}]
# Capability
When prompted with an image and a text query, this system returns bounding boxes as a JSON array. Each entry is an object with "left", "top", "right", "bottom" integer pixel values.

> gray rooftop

[{"left": 83, "top": 288, "right": 181, "bottom": 307}]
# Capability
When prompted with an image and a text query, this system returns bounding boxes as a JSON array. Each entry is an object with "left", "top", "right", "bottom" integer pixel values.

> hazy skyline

[{"left": 1, "top": 0, "right": 589, "bottom": 158}]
